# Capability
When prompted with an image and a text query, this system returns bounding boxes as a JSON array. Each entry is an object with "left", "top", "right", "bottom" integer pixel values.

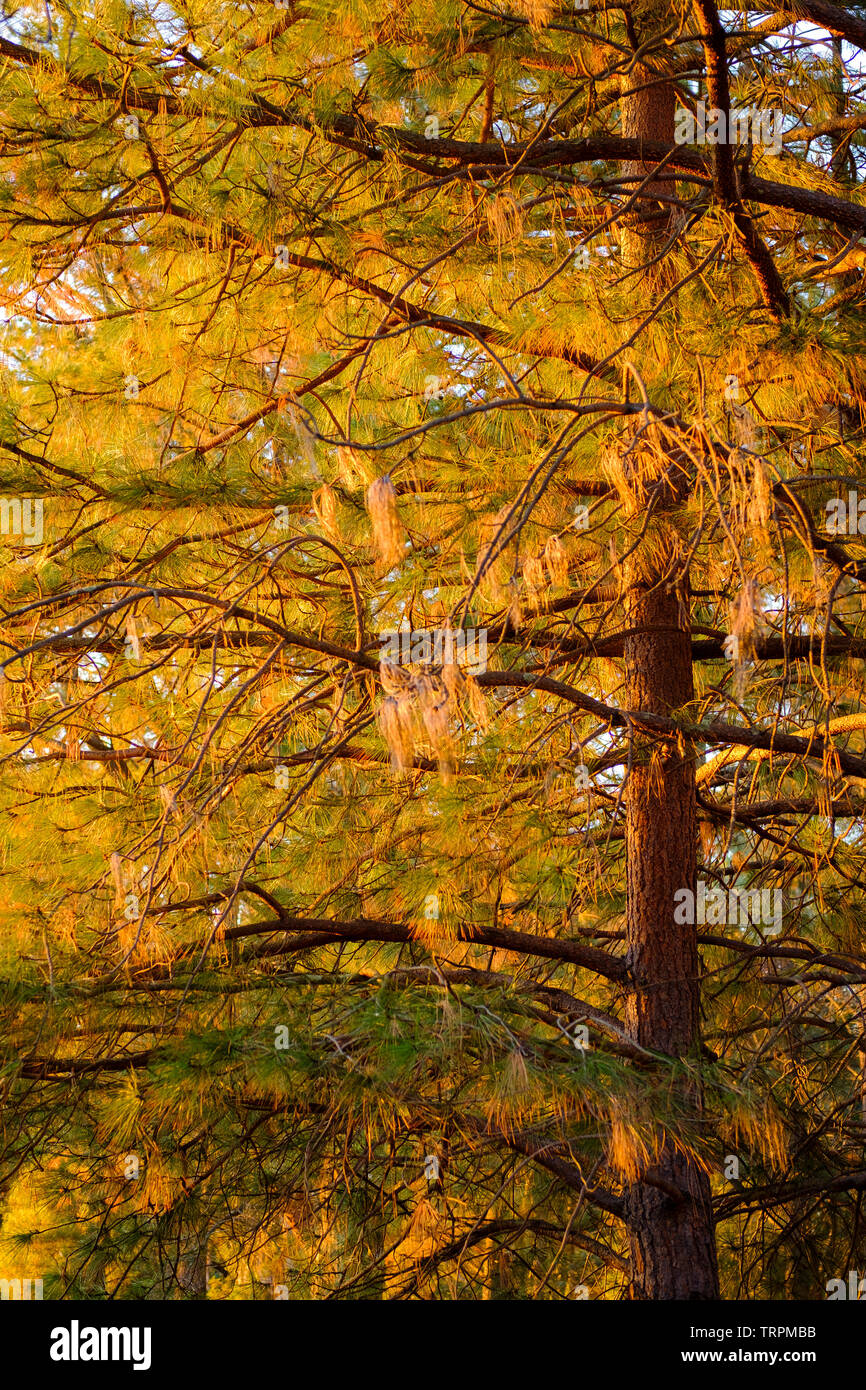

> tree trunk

[
  {"left": 617, "top": 15, "right": 721, "bottom": 1301},
  {"left": 622, "top": 547, "right": 719, "bottom": 1300},
  {"left": 619, "top": 54, "right": 676, "bottom": 285},
  {"left": 177, "top": 1218, "right": 210, "bottom": 1298}
]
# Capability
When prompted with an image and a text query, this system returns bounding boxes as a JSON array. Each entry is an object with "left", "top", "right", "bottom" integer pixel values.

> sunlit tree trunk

[{"left": 617, "top": 14, "right": 720, "bottom": 1301}]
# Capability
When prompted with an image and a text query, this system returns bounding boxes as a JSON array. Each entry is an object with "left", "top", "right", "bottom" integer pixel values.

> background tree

[{"left": 1, "top": 0, "right": 866, "bottom": 1300}]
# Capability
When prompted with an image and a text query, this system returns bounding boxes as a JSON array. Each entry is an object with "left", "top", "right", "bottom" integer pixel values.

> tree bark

[
  {"left": 177, "top": 1218, "right": 210, "bottom": 1298},
  {"left": 619, "top": 51, "right": 676, "bottom": 284},
  {"left": 617, "top": 13, "right": 721, "bottom": 1301},
  {"left": 622, "top": 545, "right": 719, "bottom": 1299}
]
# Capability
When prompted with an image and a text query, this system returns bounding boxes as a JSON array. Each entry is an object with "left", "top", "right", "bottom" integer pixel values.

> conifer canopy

[{"left": 1, "top": 0, "right": 866, "bottom": 1301}]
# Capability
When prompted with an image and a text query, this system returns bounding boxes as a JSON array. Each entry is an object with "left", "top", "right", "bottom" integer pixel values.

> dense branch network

[{"left": 0, "top": 0, "right": 864, "bottom": 1300}]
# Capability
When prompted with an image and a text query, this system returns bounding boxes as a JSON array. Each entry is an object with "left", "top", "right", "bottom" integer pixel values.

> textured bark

[
  {"left": 617, "top": 13, "right": 721, "bottom": 1302},
  {"left": 624, "top": 570, "right": 698, "bottom": 1058},
  {"left": 619, "top": 58, "right": 676, "bottom": 280},
  {"left": 177, "top": 1220, "right": 210, "bottom": 1298},
  {"left": 622, "top": 552, "right": 719, "bottom": 1300}
]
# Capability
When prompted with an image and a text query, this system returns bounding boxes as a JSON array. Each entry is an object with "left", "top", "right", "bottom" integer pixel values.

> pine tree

[{"left": 1, "top": 0, "right": 866, "bottom": 1300}]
